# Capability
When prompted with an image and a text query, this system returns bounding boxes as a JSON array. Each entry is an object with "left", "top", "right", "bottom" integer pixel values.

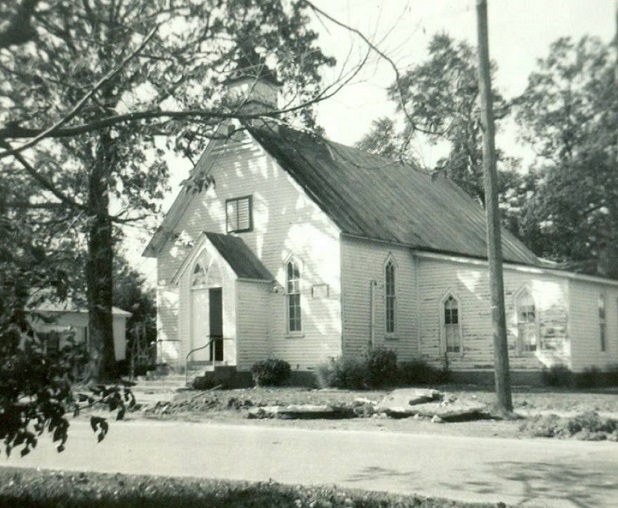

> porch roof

[{"left": 205, "top": 232, "right": 273, "bottom": 281}]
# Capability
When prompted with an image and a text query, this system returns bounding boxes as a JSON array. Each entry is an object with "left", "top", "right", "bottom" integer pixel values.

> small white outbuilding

[{"left": 32, "top": 300, "right": 131, "bottom": 361}]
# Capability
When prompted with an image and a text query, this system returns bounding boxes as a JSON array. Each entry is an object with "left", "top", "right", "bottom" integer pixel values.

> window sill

[
  {"left": 384, "top": 334, "right": 398, "bottom": 341},
  {"left": 445, "top": 350, "right": 464, "bottom": 359},
  {"left": 286, "top": 332, "right": 305, "bottom": 339}
]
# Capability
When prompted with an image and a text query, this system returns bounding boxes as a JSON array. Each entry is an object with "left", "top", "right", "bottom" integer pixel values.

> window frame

[
  {"left": 286, "top": 258, "right": 302, "bottom": 336},
  {"left": 515, "top": 286, "right": 538, "bottom": 355},
  {"left": 384, "top": 257, "right": 396, "bottom": 337},
  {"left": 225, "top": 195, "right": 253, "bottom": 233},
  {"left": 599, "top": 293, "right": 606, "bottom": 352},
  {"left": 440, "top": 292, "right": 463, "bottom": 355}
]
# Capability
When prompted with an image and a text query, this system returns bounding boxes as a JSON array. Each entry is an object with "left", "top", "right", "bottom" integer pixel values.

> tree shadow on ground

[
  {"left": 444, "top": 460, "right": 617, "bottom": 507},
  {"left": 346, "top": 459, "right": 617, "bottom": 507}
]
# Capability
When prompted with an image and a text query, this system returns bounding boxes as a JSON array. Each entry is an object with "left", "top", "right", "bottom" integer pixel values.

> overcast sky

[{"left": 312, "top": 0, "right": 615, "bottom": 148}]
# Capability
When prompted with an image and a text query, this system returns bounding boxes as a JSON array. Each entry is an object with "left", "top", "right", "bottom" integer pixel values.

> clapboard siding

[
  {"left": 156, "top": 134, "right": 342, "bottom": 369},
  {"left": 569, "top": 280, "right": 618, "bottom": 371},
  {"left": 156, "top": 286, "right": 180, "bottom": 365},
  {"left": 418, "top": 256, "right": 570, "bottom": 371},
  {"left": 341, "top": 237, "right": 418, "bottom": 362},
  {"left": 236, "top": 281, "right": 270, "bottom": 371}
]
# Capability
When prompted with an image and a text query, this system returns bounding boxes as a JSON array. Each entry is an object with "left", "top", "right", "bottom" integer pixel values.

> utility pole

[{"left": 476, "top": 0, "right": 512, "bottom": 412}]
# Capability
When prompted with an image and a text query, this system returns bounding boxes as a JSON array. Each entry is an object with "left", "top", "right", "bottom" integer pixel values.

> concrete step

[{"left": 131, "top": 369, "right": 205, "bottom": 391}]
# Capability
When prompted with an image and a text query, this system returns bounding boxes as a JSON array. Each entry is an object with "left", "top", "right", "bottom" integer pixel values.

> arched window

[
  {"left": 444, "top": 295, "right": 461, "bottom": 353},
  {"left": 516, "top": 288, "right": 537, "bottom": 353},
  {"left": 192, "top": 260, "right": 208, "bottom": 287},
  {"left": 287, "top": 260, "right": 301, "bottom": 332},
  {"left": 599, "top": 294, "right": 606, "bottom": 352},
  {"left": 385, "top": 260, "right": 396, "bottom": 334}
]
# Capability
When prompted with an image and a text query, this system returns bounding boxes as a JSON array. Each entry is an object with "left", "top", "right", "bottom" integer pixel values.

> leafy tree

[
  {"left": 358, "top": 34, "right": 512, "bottom": 206},
  {"left": 514, "top": 36, "right": 618, "bottom": 277},
  {"left": 0, "top": 181, "right": 132, "bottom": 457},
  {"left": 0, "top": 0, "right": 336, "bottom": 381}
]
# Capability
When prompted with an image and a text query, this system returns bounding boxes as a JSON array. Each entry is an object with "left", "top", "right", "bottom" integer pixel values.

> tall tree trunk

[{"left": 85, "top": 130, "right": 117, "bottom": 382}]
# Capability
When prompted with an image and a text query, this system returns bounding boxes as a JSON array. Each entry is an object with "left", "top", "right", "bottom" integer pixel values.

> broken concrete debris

[{"left": 246, "top": 389, "right": 489, "bottom": 421}]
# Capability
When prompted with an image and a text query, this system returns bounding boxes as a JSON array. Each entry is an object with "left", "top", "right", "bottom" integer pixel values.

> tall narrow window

[
  {"left": 287, "top": 260, "right": 301, "bottom": 332},
  {"left": 192, "top": 261, "right": 208, "bottom": 286},
  {"left": 599, "top": 294, "right": 606, "bottom": 352},
  {"left": 444, "top": 295, "right": 461, "bottom": 353},
  {"left": 516, "top": 289, "right": 537, "bottom": 353},
  {"left": 226, "top": 196, "right": 252, "bottom": 233},
  {"left": 385, "top": 260, "right": 396, "bottom": 334}
]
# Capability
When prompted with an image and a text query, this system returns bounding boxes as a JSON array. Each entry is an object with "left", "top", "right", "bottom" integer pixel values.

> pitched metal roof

[
  {"left": 205, "top": 232, "right": 273, "bottom": 281},
  {"left": 250, "top": 124, "right": 540, "bottom": 266},
  {"left": 33, "top": 299, "right": 132, "bottom": 316}
]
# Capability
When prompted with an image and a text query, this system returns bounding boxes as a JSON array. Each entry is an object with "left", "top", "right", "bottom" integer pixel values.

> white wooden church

[{"left": 144, "top": 76, "right": 618, "bottom": 384}]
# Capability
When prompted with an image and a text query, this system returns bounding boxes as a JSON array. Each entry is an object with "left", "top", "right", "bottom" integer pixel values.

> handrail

[
  {"left": 185, "top": 337, "right": 214, "bottom": 386},
  {"left": 184, "top": 336, "right": 233, "bottom": 386}
]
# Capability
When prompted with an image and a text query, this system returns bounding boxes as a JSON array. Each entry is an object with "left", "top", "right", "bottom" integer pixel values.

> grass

[{"left": 0, "top": 467, "right": 501, "bottom": 508}]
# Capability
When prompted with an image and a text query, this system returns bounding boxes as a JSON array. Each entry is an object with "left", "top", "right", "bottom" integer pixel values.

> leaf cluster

[
  {"left": 514, "top": 36, "right": 618, "bottom": 276},
  {"left": 0, "top": 184, "right": 134, "bottom": 457},
  {"left": 358, "top": 34, "right": 511, "bottom": 205}
]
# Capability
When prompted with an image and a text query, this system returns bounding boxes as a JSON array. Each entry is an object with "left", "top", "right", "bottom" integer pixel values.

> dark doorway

[{"left": 209, "top": 287, "right": 223, "bottom": 361}]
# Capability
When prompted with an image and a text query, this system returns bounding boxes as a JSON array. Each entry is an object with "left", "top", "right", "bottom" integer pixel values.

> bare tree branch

[
  {"left": 0, "top": 140, "right": 85, "bottom": 210},
  {"left": 0, "top": 73, "right": 362, "bottom": 158},
  {"left": 0, "top": 24, "right": 159, "bottom": 159},
  {"left": 5, "top": 201, "right": 66, "bottom": 209},
  {"left": 300, "top": 0, "right": 436, "bottom": 137}
]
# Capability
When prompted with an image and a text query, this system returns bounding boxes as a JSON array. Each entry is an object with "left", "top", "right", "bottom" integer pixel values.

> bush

[
  {"left": 365, "top": 347, "right": 398, "bottom": 388},
  {"left": 397, "top": 358, "right": 448, "bottom": 385},
  {"left": 315, "top": 356, "right": 368, "bottom": 389},
  {"left": 542, "top": 364, "right": 573, "bottom": 387},
  {"left": 576, "top": 366, "right": 601, "bottom": 389},
  {"left": 251, "top": 359, "right": 291, "bottom": 387},
  {"left": 605, "top": 364, "right": 618, "bottom": 386},
  {"left": 315, "top": 348, "right": 399, "bottom": 390}
]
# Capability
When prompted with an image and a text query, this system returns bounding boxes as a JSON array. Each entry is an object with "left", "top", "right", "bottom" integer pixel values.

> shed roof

[
  {"left": 250, "top": 124, "right": 540, "bottom": 266},
  {"left": 205, "top": 232, "right": 273, "bottom": 281},
  {"left": 34, "top": 299, "right": 132, "bottom": 317}
]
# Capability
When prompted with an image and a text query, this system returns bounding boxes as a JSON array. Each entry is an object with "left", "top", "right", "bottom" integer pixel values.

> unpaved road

[{"left": 2, "top": 419, "right": 616, "bottom": 507}]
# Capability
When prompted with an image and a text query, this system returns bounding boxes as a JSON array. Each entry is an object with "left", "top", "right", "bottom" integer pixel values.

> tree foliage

[
  {"left": 0, "top": 0, "right": 336, "bottom": 381},
  {"left": 514, "top": 36, "right": 618, "bottom": 276},
  {"left": 0, "top": 183, "right": 132, "bottom": 457},
  {"left": 358, "top": 34, "right": 512, "bottom": 205}
]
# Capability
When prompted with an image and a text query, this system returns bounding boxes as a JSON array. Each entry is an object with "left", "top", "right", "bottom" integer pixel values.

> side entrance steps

[{"left": 129, "top": 365, "right": 204, "bottom": 405}]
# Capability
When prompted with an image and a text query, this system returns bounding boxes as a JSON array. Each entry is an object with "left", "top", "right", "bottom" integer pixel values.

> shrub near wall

[
  {"left": 365, "top": 347, "right": 398, "bottom": 388},
  {"left": 315, "top": 356, "right": 367, "bottom": 389},
  {"left": 251, "top": 359, "right": 291, "bottom": 387},
  {"left": 398, "top": 359, "right": 449, "bottom": 386},
  {"left": 315, "top": 348, "right": 398, "bottom": 389},
  {"left": 542, "top": 364, "right": 618, "bottom": 389}
]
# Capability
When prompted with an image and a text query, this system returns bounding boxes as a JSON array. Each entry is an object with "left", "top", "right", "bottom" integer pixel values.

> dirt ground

[{"left": 132, "top": 385, "right": 618, "bottom": 440}]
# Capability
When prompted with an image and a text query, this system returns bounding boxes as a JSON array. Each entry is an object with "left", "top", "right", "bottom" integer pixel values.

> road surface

[{"left": 2, "top": 419, "right": 616, "bottom": 507}]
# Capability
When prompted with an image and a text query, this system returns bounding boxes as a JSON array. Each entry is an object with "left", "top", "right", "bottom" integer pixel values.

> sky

[
  {"left": 311, "top": 0, "right": 615, "bottom": 161},
  {"left": 124, "top": 0, "right": 616, "bottom": 281}
]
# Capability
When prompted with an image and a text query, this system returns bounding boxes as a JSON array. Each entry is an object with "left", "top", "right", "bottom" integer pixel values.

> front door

[
  {"left": 191, "top": 288, "right": 210, "bottom": 361},
  {"left": 209, "top": 287, "right": 223, "bottom": 362}
]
